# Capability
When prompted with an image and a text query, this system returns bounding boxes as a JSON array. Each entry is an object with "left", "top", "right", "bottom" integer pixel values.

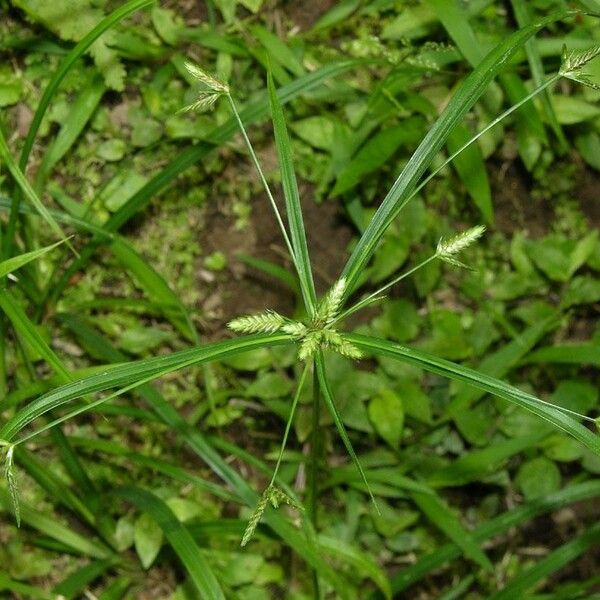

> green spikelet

[
  {"left": 4, "top": 446, "right": 20, "bottom": 527},
  {"left": 268, "top": 486, "right": 302, "bottom": 510},
  {"left": 241, "top": 485, "right": 302, "bottom": 546},
  {"left": 228, "top": 310, "right": 286, "bottom": 334},
  {"left": 281, "top": 321, "right": 307, "bottom": 337},
  {"left": 317, "top": 278, "right": 346, "bottom": 324},
  {"left": 181, "top": 61, "right": 230, "bottom": 112},
  {"left": 336, "top": 338, "right": 363, "bottom": 360},
  {"left": 560, "top": 44, "right": 600, "bottom": 90},
  {"left": 241, "top": 489, "right": 270, "bottom": 547},
  {"left": 298, "top": 331, "right": 322, "bottom": 361},
  {"left": 436, "top": 225, "right": 485, "bottom": 268}
]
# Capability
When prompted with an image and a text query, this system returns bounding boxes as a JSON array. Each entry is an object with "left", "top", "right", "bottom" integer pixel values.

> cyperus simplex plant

[{"left": 1, "top": 10, "right": 600, "bottom": 599}]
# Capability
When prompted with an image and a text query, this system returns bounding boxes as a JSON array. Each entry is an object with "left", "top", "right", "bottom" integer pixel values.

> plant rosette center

[{"left": 227, "top": 278, "right": 363, "bottom": 361}]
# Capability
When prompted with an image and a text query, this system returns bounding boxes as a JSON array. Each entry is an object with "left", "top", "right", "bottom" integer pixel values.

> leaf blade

[
  {"left": 348, "top": 333, "right": 600, "bottom": 455},
  {"left": 115, "top": 486, "right": 225, "bottom": 599},
  {"left": 341, "top": 11, "right": 571, "bottom": 294}
]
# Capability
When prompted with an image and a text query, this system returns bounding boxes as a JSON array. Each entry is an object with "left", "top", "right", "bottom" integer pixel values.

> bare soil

[{"left": 198, "top": 181, "right": 353, "bottom": 336}]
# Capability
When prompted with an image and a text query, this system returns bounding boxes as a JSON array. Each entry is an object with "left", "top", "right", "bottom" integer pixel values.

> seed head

[
  {"left": 228, "top": 310, "right": 285, "bottom": 334},
  {"left": 560, "top": 44, "right": 600, "bottom": 90},
  {"left": 436, "top": 225, "right": 485, "bottom": 265},
  {"left": 317, "top": 278, "right": 346, "bottom": 324},
  {"left": 180, "top": 61, "right": 229, "bottom": 113}
]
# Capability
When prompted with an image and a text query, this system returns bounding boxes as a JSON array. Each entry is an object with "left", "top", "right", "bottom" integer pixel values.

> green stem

[
  {"left": 269, "top": 364, "right": 309, "bottom": 487},
  {"left": 0, "top": 318, "right": 7, "bottom": 401},
  {"left": 333, "top": 76, "right": 560, "bottom": 324},
  {"left": 309, "top": 360, "right": 321, "bottom": 599},
  {"left": 332, "top": 254, "right": 438, "bottom": 326},
  {"left": 408, "top": 74, "right": 561, "bottom": 207},
  {"left": 225, "top": 94, "right": 298, "bottom": 272}
]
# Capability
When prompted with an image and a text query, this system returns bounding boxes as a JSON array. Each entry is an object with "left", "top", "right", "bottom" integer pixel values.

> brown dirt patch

[
  {"left": 575, "top": 162, "right": 600, "bottom": 229},
  {"left": 279, "top": 0, "right": 337, "bottom": 30},
  {"left": 198, "top": 182, "right": 353, "bottom": 337},
  {"left": 492, "top": 159, "right": 600, "bottom": 237},
  {"left": 491, "top": 162, "right": 553, "bottom": 238}
]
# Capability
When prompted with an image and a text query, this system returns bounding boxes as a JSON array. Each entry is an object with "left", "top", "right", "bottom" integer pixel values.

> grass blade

[
  {"left": 53, "top": 559, "right": 116, "bottom": 600},
  {"left": 18, "top": 0, "right": 154, "bottom": 169},
  {"left": 0, "top": 290, "right": 71, "bottom": 381},
  {"left": 268, "top": 70, "right": 317, "bottom": 314},
  {"left": 446, "top": 124, "right": 493, "bottom": 223},
  {"left": 444, "top": 314, "right": 558, "bottom": 418},
  {"left": 0, "top": 489, "right": 112, "bottom": 558},
  {"left": 511, "top": 0, "right": 568, "bottom": 149},
  {"left": 427, "top": 0, "right": 548, "bottom": 170},
  {"left": 489, "top": 522, "right": 600, "bottom": 600},
  {"left": 523, "top": 343, "right": 600, "bottom": 367},
  {"left": 16, "top": 447, "right": 95, "bottom": 525},
  {"left": 0, "top": 239, "right": 67, "bottom": 279},
  {"left": 0, "top": 333, "right": 291, "bottom": 441},
  {"left": 114, "top": 486, "right": 225, "bottom": 599},
  {"left": 319, "top": 535, "right": 392, "bottom": 600},
  {"left": 0, "top": 574, "right": 59, "bottom": 600},
  {"left": 341, "top": 11, "right": 571, "bottom": 294},
  {"left": 426, "top": 434, "right": 546, "bottom": 488},
  {"left": 0, "top": 127, "right": 72, "bottom": 251},
  {"left": 348, "top": 333, "right": 600, "bottom": 455},
  {"left": 411, "top": 491, "right": 492, "bottom": 570},
  {"left": 384, "top": 480, "right": 600, "bottom": 595},
  {"left": 34, "top": 74, "right": 106, "bottom": 191},
  {"left": 315, "top": 352, "right": 377, "bottom": 508}
]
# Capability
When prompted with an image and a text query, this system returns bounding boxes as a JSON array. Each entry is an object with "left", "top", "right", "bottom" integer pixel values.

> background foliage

[{"left": 0, "top": 0, "right": 600, "bottom": 598}]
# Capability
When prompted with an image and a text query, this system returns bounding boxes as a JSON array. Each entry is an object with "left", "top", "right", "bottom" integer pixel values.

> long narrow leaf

[
  {"left": 315, "top": 352, "right": 377, "bottom": 506},
  {"left": 34, "top": 74, "right": 106, "bottom": 190},
  {"left": 341, "top": 11, "right": 571, "bottom": 294},
  {"left": 0, "top": 291, "right": 71, "bottom": 381},
  {"left": 489, "top": 522, "right": 600, "bottom": 600},
  {"left": 115, "top": 486, "right": 225, "bottom": 599},
  {"left": 385, "top": 480, "right": 600, "bottom": 595},
  {"left": 411, "top": 491, "right": 492, "bottom": 570},
  {"left": 0, "top": 333, "right": 291, "bottom": 441},
  {"left": 511, "top": 0, "right": 567, "bottom": 148},
  {"left": 348, "top": 333, "right": 600, "bottom": 455},
  {"left": 0, "top": 128, "right": 72, "bottom": 249},
  {"left": 18, "top": 0, "right": 154, "bottom": 169},
  {"left": 0, "top": 489, "right": 112, "bottom": 558},
  {"left": 0, "top": 239, "right": 66, "bottom": 279},
  {"left": 268, "top": 70, "right": 317, "bottom": 313},
  {"left": 53, "top": 559, "right": 116, "bottom": 600}
]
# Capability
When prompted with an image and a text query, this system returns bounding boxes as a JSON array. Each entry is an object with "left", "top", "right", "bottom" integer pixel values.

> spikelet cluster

[
  {"left": 227, "top": 278, "right": 362, "bottom": 361},
  {"left": 436, "top": 225, "right": 485, "bottom": 267},
  {"left": 181, "top": 61, "right": 230, "bottom": 112},
  {"left": 560, "top": 44, "right": 600, "bottom": 90},
  {"left": 316, "top": 278, "right": 346, "bottom": 325},
  {"left": 241, "top": 485, "right": 302, "bottom": 546},
  {"left": 298, "top": 329, "right": 362, "bottom": 361},
  {"left": 228, "top": 310, "right": 286, "bottom": 334}
]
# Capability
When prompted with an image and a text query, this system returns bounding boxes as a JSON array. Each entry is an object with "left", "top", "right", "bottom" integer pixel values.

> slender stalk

[
  {"left": 0, "top": 319, "right": 7, "bottom": 400},
  {"left": 407, "top": 74, "right": 561, "bottom": 210},
  {"left": 333, "top": 76, "right": 560, "bottom": 322},
  {"left": 225, "top": 95, "right": 298, "bottom": 272},
  {"left": 331, "top": 254, "right": 438, "bottom": 326},
  {"left": 309, "top": 360, "right": 321, "bottom": 599},
  {"left": 269, "top": 364, "right": 309, "bottom": 487}
]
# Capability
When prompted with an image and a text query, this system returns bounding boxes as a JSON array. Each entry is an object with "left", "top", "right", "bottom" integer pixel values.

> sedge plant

[{"left": 1, "top": 10, "right": 600, "bottom": 598}]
